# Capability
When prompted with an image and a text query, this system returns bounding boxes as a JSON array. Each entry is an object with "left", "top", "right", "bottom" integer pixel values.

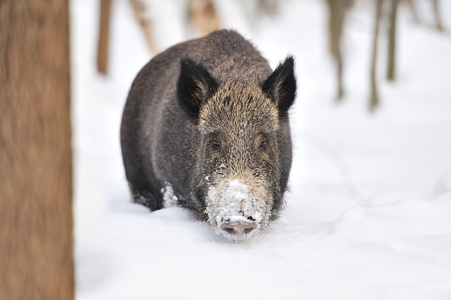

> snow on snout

[{"left": 206, "top": 179, "right": 270, "bottom": 235}]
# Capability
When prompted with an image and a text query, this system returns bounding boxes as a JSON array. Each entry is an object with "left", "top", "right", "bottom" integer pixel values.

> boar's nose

[{"left": 220, "top": 221, "right": 257, "bottom": 236}]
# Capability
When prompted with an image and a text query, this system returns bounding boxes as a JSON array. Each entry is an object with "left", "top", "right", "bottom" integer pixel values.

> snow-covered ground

[{"left": 71, "top": 0, "right": 451, "bottom": 299}]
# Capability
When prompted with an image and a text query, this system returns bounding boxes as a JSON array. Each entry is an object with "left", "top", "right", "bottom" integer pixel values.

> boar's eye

[
  {"left": 212, "top": 139, "right": 221, "bottom": 150},
  {"left": 256, "top": 134, "right": 270, "bottom": 151},
  {"left": 259, "top": 140, "right": 268, "bottom": 150}
]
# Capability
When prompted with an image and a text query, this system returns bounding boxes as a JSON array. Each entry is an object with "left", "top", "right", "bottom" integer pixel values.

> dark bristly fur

[
  {"left": 177, "top": 58, "right": 219, "bottom": 123},
  {"left": 121, "top": 30, "right": 296, "bottom": 239},
  {"left": 261, "top": 56, "right": 297, "bottom": 118}
]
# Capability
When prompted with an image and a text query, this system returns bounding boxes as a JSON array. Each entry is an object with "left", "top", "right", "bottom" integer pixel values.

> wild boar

[{"left": 120, "top": 30, "right": 296, "bottom": 241}]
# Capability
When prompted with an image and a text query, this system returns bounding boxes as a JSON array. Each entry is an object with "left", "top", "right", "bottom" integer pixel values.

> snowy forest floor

[{"left": 72, "top": 0, "right": 451, "bottom": 299}]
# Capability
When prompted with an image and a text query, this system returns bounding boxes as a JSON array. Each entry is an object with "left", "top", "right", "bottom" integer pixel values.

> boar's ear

[
  {"left": 261, "top": 57, "right": 297, "bottom": 118},
  {"left": 177, "top": 58, "right": 218, "bottom": 123}
]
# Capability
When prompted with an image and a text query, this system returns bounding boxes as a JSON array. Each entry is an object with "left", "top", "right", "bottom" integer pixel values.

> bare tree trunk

[
  {"left": 189, "top": 0, "right": 221, "bottom": 36},
  {"left": 387, "top": 0, "right": 399, "bottom": 81},
  {"left": 370, "top": 0, "right": 384, "bottom": 111},
  {"left": 130, "top": 0, "right": 160, "bottom": 55},
  {"left": 326, "top": 0, "right": 353, "bottom": 101},
  {"left": 431, "top": 0, "right": 444, "bottom": 32},
  {"left": 404, "top": 0, "right": 419, "bottom": 23},
  {"left": 0, "top": 1, "right": 74, "bottom": 299},
  {"left": 97, "top": 0, "right": 112, "bottom": 74},
  {"left": 257, "top": 0, "right": 280, "bottom": 16}
]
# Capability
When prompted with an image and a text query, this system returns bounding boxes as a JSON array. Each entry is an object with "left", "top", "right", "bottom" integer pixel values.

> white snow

[
  {"left": 72, "top": 0, "right": 451, "bottom": 299},
  {"left": 161, "top": 182, "right": 178, "bottom": 208},
  {"left": 434, "top": 168, "right": 451, "bottom": 196}
]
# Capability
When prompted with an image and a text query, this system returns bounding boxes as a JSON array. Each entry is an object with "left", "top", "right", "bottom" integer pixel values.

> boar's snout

[
  {"left": 207, "top": 179, "right": 271, "bottom": 241},
  {"left": 220, "top": 218, "right": 258, "bottom": 237}
]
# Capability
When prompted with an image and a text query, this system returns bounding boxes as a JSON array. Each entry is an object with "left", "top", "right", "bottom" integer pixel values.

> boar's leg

[
  {"left": 121, "top": 146, "right": 164, "bottom": 210},
  {"left": 129, "top": 185, "right": 163, "bottom": 211}
]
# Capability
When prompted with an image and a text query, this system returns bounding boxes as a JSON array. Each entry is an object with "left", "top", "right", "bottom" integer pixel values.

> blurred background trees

[
  {"left": 323, "top": 0, "right": 444, "bottom": 110},
  {"left": 96, "top": 0, "right": 447, "bottom": 111},
  {"left": 325, "top": 0, "right": 353, "bottom": 101}
]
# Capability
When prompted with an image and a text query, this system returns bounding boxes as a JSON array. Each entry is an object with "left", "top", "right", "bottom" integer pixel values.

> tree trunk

[
  {"left": 97, "top": 0, "right": 113, "bottom": 74},
  {"left": 387, "top": 0, "right": 399, "bottom": 81},
  {"left": 326, "top": 0, "right": 352, "bottom": 101},
  {"left": 0, "top": 1, "right": 74, "bottom": 299},
  {"left": 370, "top": 0, "right": 384, "bottom": 111},
  {"left": 405, "top": 0, "right": 419, "bottom": 23},
  {"left": 431, "top": 0, "right": 444, "bottom": 32},
  {"left": 130, "top": 0, "right": 160, "bottom": 55},
  {"left": 189, "top": 0, "right": 221, "bottom": 36}
]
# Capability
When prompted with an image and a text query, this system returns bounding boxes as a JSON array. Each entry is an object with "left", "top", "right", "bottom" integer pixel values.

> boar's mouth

[{"left": 206, "top": 179, "right": 272, "bottom": 241}]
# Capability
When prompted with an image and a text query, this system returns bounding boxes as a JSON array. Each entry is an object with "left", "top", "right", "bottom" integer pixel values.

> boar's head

[{"left": 177, "top": 57, "right": 296, "bottom": 241}]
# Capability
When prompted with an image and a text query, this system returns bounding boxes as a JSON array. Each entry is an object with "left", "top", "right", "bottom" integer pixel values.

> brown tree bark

[
  {"left": 0, "top": 1, "right": 74, "bottom": 299},
  {"left": 130, "top": 0, "right": 160, "bottom": 55},
  {"left": 326, "top": 0, "right": 353, "bottom": 101},
  {"left": 387, "top": 0, "right": 399, "bottom": 81},
  {"left": 431, "top": 0, "right": 444, "bottom": 32},
  {"left": 189, "top": 0, "right": 221, "bottom": 36},
  {"left": 404, "top": 0, "right": 419, "bottom": 23},
  {"left": 369, "top": 0, "right": 384, "bottom": 111},
  {"left": 97, "top": 0, "right": 113, "bottom": 74}
]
